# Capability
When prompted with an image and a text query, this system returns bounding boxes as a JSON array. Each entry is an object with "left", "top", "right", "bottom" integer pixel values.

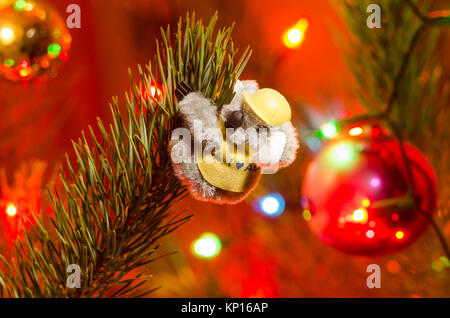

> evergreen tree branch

[
  {"left": 384, "top": 25, "right": 424, "bottom": 115},
  {"left": 419, "top": 209, "right": 450, "bottom": 260},
  {"left": 0, "top": 12, "right": 251, "bottom": 298},
  {"left": 337, "top": 0, "right": 449, "bottom": 142}
]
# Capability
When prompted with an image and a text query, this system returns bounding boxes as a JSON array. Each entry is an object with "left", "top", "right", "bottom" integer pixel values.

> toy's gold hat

[{"left": 243, "top": 88, "right": 292, "bottom": 126}]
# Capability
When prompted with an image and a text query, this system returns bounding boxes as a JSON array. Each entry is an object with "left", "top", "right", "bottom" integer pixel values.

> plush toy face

[
  {"left": 224, "top": 103, "right": 270, "bottom": 131},
  {"left": 242, "top": 104, "right": 271, "bottom": 130}
]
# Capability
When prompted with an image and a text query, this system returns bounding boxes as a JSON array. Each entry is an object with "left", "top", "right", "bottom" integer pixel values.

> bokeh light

[
  {"left": 282, "top": 18, "right": 309, "bottom": 49},
  {"left": 302, "top": 209, "right": 311, "bottom": 221},
  {"left": 348, "top": 126, "right": 363, "bottom": 136},
  {"left": 6, "top": 203, "right": 17, "bottom": 216},
  {"left": 370, "top": 177, "right": 381, "bottom": 188},
  {"left": 387, "top": 260, "right": 401, "bottom": 274},
  {"left": 192, "top": 232, "right": 222, "bottom": 259},
  {"left": 0, "top": 26, "right": 15, "bottom": 45},
  {"left": 47, "top": 43, "right": 62, "bottom": 58},
  {"left": 395, "top": 230, "right": 405, "bottom": 240},
  {"left": 325, "top": 142, "right": 358, "bottom": 169},
  {"left": 14, "top": 0, "right": 26, "bottom": 11},
  {"left": 320, "top": 121, "right": 338, "bottom": 139},
  {"left": 150, "top": 85, "right": 162, "bottom": 98},
  {"left": 352, "top": 208, "right": 368, "bottom": 223},
  {"left": 287, "top": 29, "right": 301, "bottom": 44},
  {"left": 259, "top": 193, "right": 286, "bottom": 217},
  {"left": 362, "top": 199, "right": 371, "bottom": 208}
]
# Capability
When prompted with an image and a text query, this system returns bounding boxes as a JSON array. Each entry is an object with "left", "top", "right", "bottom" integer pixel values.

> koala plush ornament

[{"left": 170, "top": 80, "right": 299, "bottom": 204}]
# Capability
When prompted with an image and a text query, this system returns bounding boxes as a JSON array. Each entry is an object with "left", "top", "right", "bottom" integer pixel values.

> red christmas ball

[{"left": 301, "top": 123, "right": 437, "bottom": 255}]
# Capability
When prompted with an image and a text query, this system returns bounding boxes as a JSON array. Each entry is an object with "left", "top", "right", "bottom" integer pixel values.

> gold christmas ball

[{"left": 0, "top": 0, "right": 71, "bottom": 82}]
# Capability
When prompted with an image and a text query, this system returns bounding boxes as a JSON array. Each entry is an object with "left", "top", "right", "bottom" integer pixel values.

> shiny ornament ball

[
  {"left": 0, "top": 0, "right": 71, "bottom": 82},
  {"left": 301, "top": 123, "right": 437, "bottom": 255}
]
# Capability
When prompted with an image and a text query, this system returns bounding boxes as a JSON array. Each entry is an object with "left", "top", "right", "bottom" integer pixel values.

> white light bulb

[{"left": 0, "top": 27, "right": 16, "bottom": 45}]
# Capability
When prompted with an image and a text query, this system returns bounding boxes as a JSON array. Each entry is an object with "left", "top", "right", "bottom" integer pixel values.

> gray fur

[
  {"left": 169, "top": 129, "right": 220, "bottom": 202},
  {"left": 178, "top": 92, "right": 222, "bottom": 148},
  {"left": 277, "top": 121, "right": 300, "bottom": 168}
]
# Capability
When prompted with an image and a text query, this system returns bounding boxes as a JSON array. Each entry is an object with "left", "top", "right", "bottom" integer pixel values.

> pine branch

[
  {"left": 0, "top": 12, "right": 251, "bottom": 298},
  {"left": 336, "top": 0, "right": 449, "bottom": 145}
]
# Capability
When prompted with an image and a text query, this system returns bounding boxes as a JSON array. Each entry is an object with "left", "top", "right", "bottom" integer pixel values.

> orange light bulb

[{"left": 282, "top": 18, "right": 309, "bottom": 49}]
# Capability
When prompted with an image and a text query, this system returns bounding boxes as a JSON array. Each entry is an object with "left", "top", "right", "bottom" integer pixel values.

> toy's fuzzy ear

[
  {"left": 234, "top": 80, "right": 259, "bottom": 98},
  {"left": 231, "top": 80, "right": 259, "bottom": 106},
  {"left": 221, "top": 80, "right": 259, "bottom": 122}
]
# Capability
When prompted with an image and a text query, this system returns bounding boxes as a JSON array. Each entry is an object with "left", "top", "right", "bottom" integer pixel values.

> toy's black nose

[{"left": 225, "top": 111, "right": 244, "bottom": 129}]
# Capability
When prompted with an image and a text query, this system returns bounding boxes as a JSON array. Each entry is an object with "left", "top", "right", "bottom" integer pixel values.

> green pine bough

[{"left": 0, "top": 13, "right": 251, "bottom": 298}]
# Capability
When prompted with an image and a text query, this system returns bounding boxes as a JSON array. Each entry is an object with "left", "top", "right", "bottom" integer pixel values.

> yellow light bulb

[
  {"left": 287, "top": 29, "right": 302, "bottom": 44},
  {"left": 352, "top": 208, "right": 368, "bottom": 223},
  {"left": 349, "top": 127, "right": 363, "bottom": 136},
  {"left": 150, "top": 85, "right": 161, "bottom": 98},
  {"left": 282, "top": 18, "right": 309, "bottom": 49},
  {"left": 19, "top": 68, "right": 30, "bottom": 78},
  {"left": 6, "top": 203, "right": 17, "bottom": 216},
  {"left": 362, "top": 199, "right": 371, "bottom": 207},
  {"left": 395, "top": 230, "right": 405, "bottom": 240},
  {"left": 0, "top": 27, "right": 16, "bottom": 45}
]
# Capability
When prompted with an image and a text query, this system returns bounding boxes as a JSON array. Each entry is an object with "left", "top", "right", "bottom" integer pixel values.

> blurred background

[{"left": 0, "top": 0, "right": 449, "bottom": 297}]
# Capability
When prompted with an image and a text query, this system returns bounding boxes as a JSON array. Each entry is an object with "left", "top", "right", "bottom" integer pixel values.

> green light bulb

[
  {"left": 47, "top": 43, "right": 62, "bottom": 58},
  {"left": 320, "top": 121, "right": 338, "bottom": 139},
  {"left": 4, "top": 59, "right": 15, "bottom": 67},
  {"left": 14, "top": 0, "right": 26, "bottom": 11}
]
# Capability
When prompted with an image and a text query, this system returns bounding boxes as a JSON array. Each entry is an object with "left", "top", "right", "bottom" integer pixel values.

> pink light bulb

[{"left": 370, "top": 177, "right": 381, "bottom": 188}]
